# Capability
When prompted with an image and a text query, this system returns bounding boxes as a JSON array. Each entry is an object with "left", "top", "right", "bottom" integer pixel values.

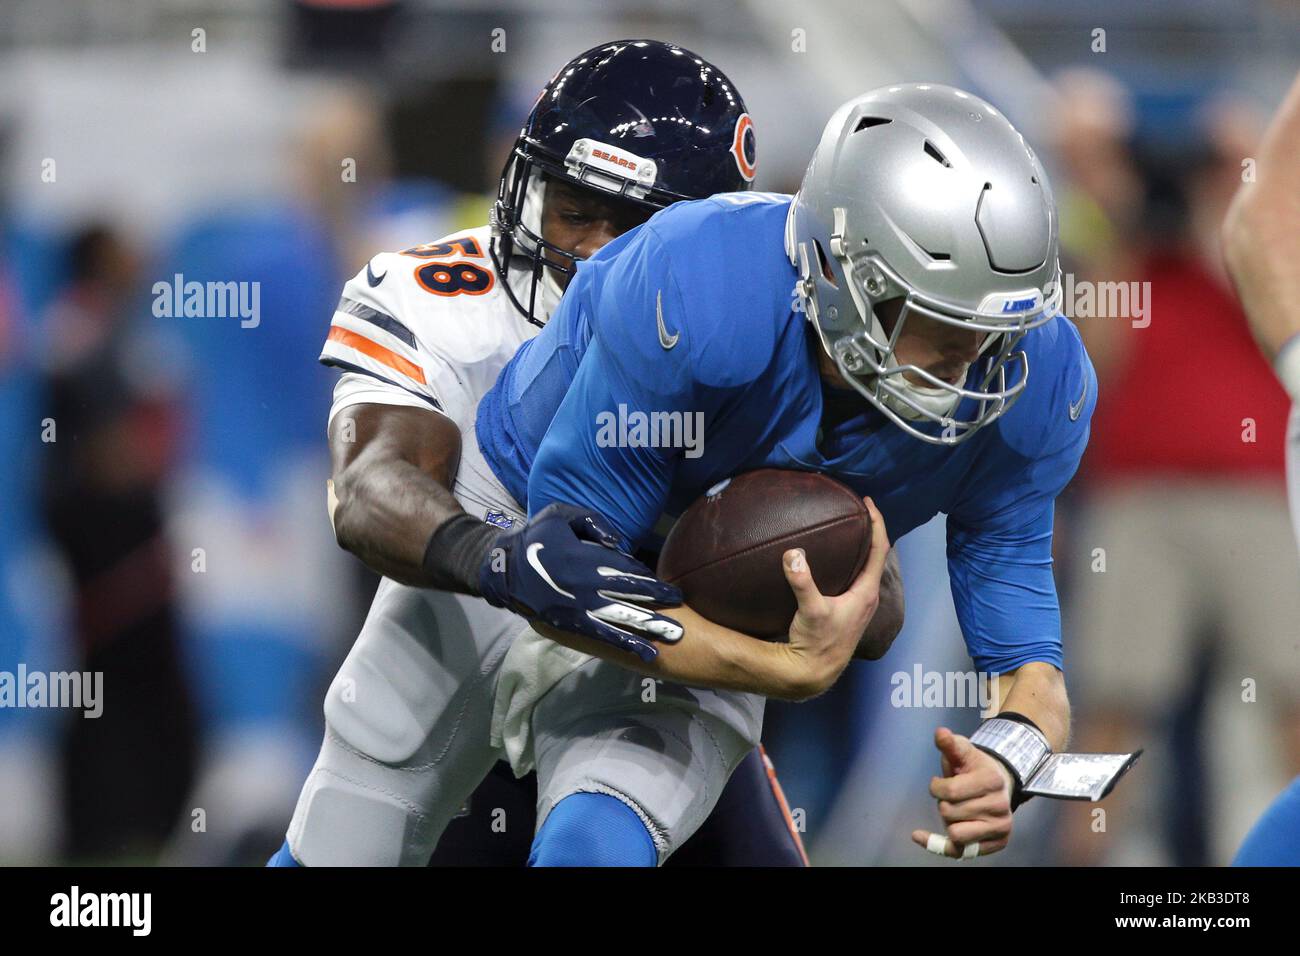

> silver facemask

[{"left": 787, "top": 83, "right": 1063, "bottom": 445}]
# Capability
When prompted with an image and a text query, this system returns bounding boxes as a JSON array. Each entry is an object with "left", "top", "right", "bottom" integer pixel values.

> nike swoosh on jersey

[
  {"left": 1069, "top": 374, "right": 1089, "bottom": 422},
  {"left": 366, "top": 260, "right": 387, "bottom": 287},
  {"left": 656, "top": 289, "right": 679, "bottom": 349}
]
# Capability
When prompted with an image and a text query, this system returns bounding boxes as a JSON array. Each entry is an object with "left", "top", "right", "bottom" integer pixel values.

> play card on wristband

[
  {"left": 970, "top": 716, "right": 1141, "bottom": 803},
  {"left": 1023, "top": 751, "right": 1142, "bottom": 801}
]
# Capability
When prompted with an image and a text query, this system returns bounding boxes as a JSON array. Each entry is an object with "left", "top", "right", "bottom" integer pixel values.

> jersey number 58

[{"left": 402, "top": 237, "right": 495, "bottom": 297}]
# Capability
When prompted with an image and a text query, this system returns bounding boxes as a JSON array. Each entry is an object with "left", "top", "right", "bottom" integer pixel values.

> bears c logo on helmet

[{"left": 731, "top": 113, "right": 757, "bottom": 182}]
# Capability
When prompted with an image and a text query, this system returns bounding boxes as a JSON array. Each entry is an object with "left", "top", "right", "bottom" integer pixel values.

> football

[{"left": 656, "top": 469, "right": 873, "bottom": 639}]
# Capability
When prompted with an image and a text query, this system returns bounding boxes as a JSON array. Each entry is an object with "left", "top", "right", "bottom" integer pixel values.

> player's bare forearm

[
  {"left": 855, "top": 549, "right": 903, "bottom": 660},
  {"left": 993, "top": 661, "right": 1071, "bottom": 751},
  {"left": 1222, "top": 71, "right": 1300, "bottom": 359},
  {"left": 328, "top": 403, "right": 468, "bottom": 587},
  {"left": 534, "top": 605, "right": 828, "bottom": 702},
  {"left": 533, "top": 501, "right": 892, "bottom": 698}
]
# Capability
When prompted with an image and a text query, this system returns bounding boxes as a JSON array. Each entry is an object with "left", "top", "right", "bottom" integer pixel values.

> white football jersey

[{"left": 319, "top": 224, "right": 538, "bottom": 519}]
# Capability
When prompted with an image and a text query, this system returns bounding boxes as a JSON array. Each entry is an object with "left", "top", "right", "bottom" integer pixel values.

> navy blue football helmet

[{"left": 490, "top": 39, "right": 756, "bottom": 326}]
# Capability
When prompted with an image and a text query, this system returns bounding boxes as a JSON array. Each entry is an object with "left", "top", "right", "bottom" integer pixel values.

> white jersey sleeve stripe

[
  {"left": 322, "top": 325, "right": 427, "bottom": 383},
  {"left": 318, "top": 355, "right": 442, "bottom": 410},
  {"left": 335, "top": 295, "right": 418, "bottom": 349},
  {"left": 329, "top": 309, "right": 422, "bottom": 364}
]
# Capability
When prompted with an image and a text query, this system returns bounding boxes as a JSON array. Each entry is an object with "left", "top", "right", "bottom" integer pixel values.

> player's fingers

[
  {"left": 934, "top": 727, "right": 956, "bottom": 777},
  {"left": 946, "top": 818, "right": 1012, "bottom": 847},
  {"left": 580, "top": 613, "right": 660, "bottom": 662},
  {"left": 581, "top": 543, "right": 655, "bottom": 577},
  {"left": 937, "top": 794, "right": 1011, "bottom": 824},
  {"left": 784, "top": 549, "right": 830, "bottom": 617},
  {"left": 911, "top": 829, "right": 962, "bottom": 859},
  {"left": 913, "top": 830, "right": 1003, "bottom": 860},
  {"left": 846, "top": 497, "right": 891, "bottom": 599},
  {"left": 935, "top": 726, "right": 975, "bottom": 771},
  {"left": 595, "top": 565, "right": 683, "bottom": 608},
  {"left": 930, "top": 768, "right": 1003, "bottom": 803},
  {"left": 590, "top": 600, "right": 683, "bottom": 643},
  {"left": 935, "top": 728, "right": 956, "bottom": 780},
  {"left": 562, "top": 505, "right": 624, "bottom": 549},
  {"left": 539, "top": 606, "right": 659, "bottom": 662}
]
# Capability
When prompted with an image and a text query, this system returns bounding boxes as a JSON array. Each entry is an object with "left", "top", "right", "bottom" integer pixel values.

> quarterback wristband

[
  {"left": 970, "top": 712, "right": 1144, "bottom": 807},
  {"left": 421, "top": 513, "right": 501, "bottom": 596},
  {"left": 969, "top": 714, "right": 1050, "bottom": 810}
]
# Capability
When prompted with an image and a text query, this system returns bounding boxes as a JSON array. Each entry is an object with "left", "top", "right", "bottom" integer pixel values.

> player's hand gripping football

[
  {"left": 778, "top": 496, "right": 891, "bottom": 699},
  {"left": 477, "top": 502, "right": 684, "bottom": 662},
  {"left": 911, "top": 727, "right": 1015, "bottom": 860}
]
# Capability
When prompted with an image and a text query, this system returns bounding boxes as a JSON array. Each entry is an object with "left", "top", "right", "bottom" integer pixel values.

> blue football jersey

[{"left": 476, "top": 193, "right": 1096, "bottom": 674}]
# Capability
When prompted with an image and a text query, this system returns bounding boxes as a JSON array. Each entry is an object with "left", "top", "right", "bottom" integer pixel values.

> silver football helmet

[{"left": 786, "top": 83, "right": 1062, "bottom": 445}]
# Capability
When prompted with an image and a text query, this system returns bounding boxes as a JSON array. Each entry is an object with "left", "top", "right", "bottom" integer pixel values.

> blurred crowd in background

[{"left": 0, "top": 0, "right": 1297, "bottom": 866}]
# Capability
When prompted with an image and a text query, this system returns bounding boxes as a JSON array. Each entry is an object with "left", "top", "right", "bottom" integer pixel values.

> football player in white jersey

[
  {"left": 271, "top": 40, "right": 903, "bottom": 867},
  {"left": 1223, "top": 70, "right": 1300, "bottom": 554},
  {"left": 1224, "top": 70, "right": 1300, "bottom": 866}
]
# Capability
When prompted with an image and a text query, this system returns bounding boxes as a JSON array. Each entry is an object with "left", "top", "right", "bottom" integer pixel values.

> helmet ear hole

[
  {"left": 812, "top": 239, "right": 837, "bottom": 286},
  {"left": 872, "top": 296, "right": 906, "bottom": 335}
]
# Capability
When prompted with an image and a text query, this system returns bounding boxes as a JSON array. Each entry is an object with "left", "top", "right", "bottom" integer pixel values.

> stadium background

[{"left": 0, "top": 0, "right": 1297, "bottom": 866}]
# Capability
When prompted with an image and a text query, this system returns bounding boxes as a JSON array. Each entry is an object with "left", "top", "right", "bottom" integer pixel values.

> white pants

[
  {"left": 286, "top": 419, "right": 764, "bottom": 865},
  {"left": 286, "top": 581, "right": 763, "bottom": 865}
]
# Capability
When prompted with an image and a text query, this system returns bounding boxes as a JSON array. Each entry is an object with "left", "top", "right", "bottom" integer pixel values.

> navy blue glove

[{"left": 477, "top": 503, "right": 683, "bottom": 662}]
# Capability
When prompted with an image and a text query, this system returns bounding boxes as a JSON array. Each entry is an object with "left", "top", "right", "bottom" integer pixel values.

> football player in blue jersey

[
  {"left": 273, "top": 40, "right": 900, "bottom": 868},
  {"left": 472, "top": 84, "right": 1094, "bottom": 864}
]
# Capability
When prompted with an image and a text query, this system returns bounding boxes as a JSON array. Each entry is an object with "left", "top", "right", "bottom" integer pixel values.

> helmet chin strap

[
  {"left": 864, "top": 303, "right": 1001, "bottom": 424},
  {"left": 876, "top": 361, "right": 963, "bottom": 421}
]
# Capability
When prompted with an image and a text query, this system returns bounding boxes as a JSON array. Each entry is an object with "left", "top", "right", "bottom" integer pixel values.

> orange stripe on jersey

[
  {"left": 760, "top": 745, "right": 810, "bottom": 866},
  {"left": 326, "top": 326, "right": 427, "bottom": 385}
]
